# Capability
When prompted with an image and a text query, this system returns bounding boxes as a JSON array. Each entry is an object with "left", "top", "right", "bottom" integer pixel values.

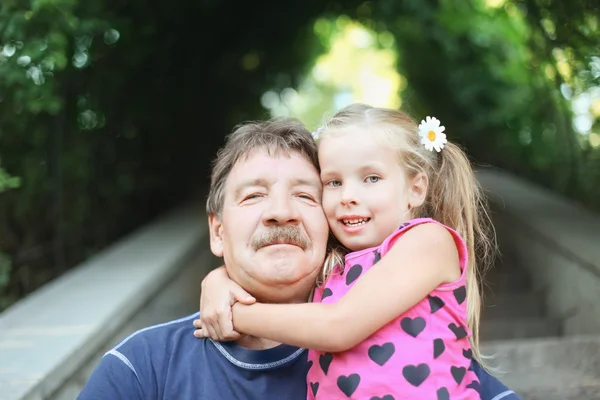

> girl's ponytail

[{"left": 425, "top": 142, "right": 496, "bottom": 366}]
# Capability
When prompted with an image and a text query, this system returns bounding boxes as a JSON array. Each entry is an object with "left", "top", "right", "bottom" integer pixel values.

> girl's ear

[{"left": 408, "top": 172, "right": 428, "bottom": 209}]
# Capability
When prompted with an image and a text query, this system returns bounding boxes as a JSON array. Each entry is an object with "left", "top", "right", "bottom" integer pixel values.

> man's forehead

[
  {"left": 238, "top": 146, "right": 308, "bottom": 163},
  {"left": 228, "top": 148, "right": 321, "bottom": 189}
]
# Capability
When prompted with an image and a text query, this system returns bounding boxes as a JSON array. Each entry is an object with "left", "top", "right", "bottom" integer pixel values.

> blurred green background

[{"left": 0, "top": 0, "right": 598, "bottom": 311}]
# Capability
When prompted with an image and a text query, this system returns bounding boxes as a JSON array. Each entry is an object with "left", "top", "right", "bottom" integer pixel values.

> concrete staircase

[
  {"left": 481, "top": 253, "right": 562, "bottom": 341},
  {"left": 482, "top": 336, "right": 600, "bottom": 400},
  {"left": 480, "top": 253, "right": 600, "bottom": 399}
]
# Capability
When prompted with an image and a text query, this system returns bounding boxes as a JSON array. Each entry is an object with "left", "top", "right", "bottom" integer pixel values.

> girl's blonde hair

[{"left": 315, "top": 103, "right": 495, "bottom": 366}]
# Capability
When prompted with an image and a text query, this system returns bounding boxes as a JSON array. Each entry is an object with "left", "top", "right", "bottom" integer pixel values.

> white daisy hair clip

[{"left": 418, "top": 116, "right": 447, "bottom": 152}]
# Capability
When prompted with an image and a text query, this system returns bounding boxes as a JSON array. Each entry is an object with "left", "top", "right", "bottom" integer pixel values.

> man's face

[{"left": 209, "top": 148, "right": 329, "bottom": 303}]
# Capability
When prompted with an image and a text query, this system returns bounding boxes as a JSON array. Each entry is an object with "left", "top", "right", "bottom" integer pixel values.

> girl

[{"left": 195, "top": 104, "right": 494, "bottom": 399}]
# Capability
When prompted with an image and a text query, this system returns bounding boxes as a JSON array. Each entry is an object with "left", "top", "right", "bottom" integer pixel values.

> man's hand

[{"left": 193, "top": 266, "right": 255, "bottom": 341}]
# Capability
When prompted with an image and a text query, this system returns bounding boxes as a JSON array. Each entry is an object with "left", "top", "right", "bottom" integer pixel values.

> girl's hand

[{"left": 193, "top": 266, "right": 255, "bottom": 341}]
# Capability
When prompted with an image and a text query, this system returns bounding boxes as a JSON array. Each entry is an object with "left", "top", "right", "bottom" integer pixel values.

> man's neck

[
  {"left": 235, "top": 335, "right": 282, "bottom": 350},
  {"left": 233, "top": 287, "right": 312, "bottom": 350},
  {"left": 254, "top": 288, "right": 312, "bottom": 306}
]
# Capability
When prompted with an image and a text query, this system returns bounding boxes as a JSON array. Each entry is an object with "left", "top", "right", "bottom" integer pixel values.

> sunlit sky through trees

[{"left": 260, "top": 10, "right": 600, "bottom": 148}]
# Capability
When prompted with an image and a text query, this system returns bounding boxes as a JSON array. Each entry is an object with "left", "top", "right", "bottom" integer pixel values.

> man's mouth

[
  {"left": 341, "top": 217, "right": 371, "bottom": 226},
  {"left": 251, "top": 226, "right": 311, "bottom": 251},
  {"left": 264, "top": 240, "right": 301, "bottom": 247}
]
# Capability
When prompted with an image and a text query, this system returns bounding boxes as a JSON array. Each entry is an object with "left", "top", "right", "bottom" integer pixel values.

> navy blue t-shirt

[{"left": 78, "top": 313, "right": 521, "bottom": 400}]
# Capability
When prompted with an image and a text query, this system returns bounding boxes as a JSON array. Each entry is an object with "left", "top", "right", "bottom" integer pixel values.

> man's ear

[
  {"left": 208, "top": 214, "right": 224, "bottom": 257},
  {"left": 408, "top": 172, "right": 428, "bottom": 209}
]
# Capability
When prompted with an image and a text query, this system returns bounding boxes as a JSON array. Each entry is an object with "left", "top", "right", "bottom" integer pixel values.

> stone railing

[{"left": 0, "top": 205, "right": 211, "bottom": 400}]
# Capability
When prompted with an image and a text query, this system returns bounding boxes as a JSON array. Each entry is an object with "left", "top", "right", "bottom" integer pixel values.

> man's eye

[
  {"left": 366, "top": 176, "right": 380, "bottom": 183},
  {"left": 243, "top": 193, "right": 263, "bottom": 201},
  {"left": 299, "top": 194, "right": 315, "bottom": 201}
]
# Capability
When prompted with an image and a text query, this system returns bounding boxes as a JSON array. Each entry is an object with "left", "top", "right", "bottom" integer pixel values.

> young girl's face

[{"left": 318, "top": 127, "right": 414, "bottom": 251}]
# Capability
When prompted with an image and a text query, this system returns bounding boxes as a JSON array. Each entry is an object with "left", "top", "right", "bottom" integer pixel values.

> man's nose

[{"left": 262, "top": 194, "right": 300, "bottom": 225}]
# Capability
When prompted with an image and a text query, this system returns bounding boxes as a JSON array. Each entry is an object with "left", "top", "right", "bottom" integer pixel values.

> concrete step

[
  {"left": 519, "top": 383, "right": 600, "bottom": 400},
  {"left": 482, "top": 293, "right": 545, "bottom": 320},
  {"left": 490, "top": 249, "right": 522, "bottom": 273},
  {"left": 485, "top": 267, "right": 533, "bottom": 293},
  {"left": 497, "top": 367, "right": 600, "bottom": 400},
  {"left": 482, "top": 336, "right": 600, "bottom": 400},
  {"left": 480, "top": 317, "right": 561, "bottom": 341}
]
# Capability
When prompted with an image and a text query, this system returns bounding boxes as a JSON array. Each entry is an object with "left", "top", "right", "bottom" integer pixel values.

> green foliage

[
  {"left": 0, "top": 0, "right": 363, "bottom": 311},
  {"left": 0, "top": 168, "right": 21, "bottom": 193},
  {"left": 0, "top": 0, "right": 115, "bottom": 310},
  {"left": 365, "top": 0, "right": 599, "bottom": 205},
  {"left": 0, "top": 252, "right": 11, "bottom": 287},
  {"left": 0, "top": 0, "right": 598, "bottom": 311},
  {"left": 0, "top": 251, "right": 13, "bottom": 310}
]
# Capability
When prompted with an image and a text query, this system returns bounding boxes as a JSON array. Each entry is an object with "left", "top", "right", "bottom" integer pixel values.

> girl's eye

[
  {"left": 366, "top": 176, "right": 380, "bottom": 183},
  {"left": 327, "top": 180, "right": 342, "bottom": 187}
]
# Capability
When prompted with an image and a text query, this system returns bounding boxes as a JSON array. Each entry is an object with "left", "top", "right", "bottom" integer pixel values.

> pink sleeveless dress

[{"left": 307, "top": 218, "right": 480, "bottom": 399}]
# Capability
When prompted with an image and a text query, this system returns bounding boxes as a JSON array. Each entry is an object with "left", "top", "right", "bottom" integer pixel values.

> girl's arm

[
  {"left": 194, "top": 266, "right": 256, "bottom": 341},
  {"left": 230, "top": 223, "right": 461, "bottom": 352}
]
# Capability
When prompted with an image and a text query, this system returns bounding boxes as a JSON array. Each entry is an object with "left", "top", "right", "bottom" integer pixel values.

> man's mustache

[{"left": 251, "top": 226, "right": 311, "bottom": 250}]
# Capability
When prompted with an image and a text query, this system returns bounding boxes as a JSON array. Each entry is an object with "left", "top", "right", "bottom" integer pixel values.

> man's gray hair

[{"left": 206, "top": 118, "right": 319, "bottom": 217}]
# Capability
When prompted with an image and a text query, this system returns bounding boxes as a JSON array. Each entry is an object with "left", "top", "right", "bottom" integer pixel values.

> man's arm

[
  {"left": 77, "top": 351, "right": 145, "bottom": 400},
  {"left": 471, "top": 361, "right": 523, "bottom": 400}
]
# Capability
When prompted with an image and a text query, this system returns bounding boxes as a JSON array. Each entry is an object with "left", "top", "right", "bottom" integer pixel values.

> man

[{"left": 78, "top": 118, "right": 520, "bottom": 399}]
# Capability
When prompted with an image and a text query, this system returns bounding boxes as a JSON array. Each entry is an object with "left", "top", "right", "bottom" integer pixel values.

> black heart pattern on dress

[
  {"left": 399, "top": 222, "right": 411, "bottom": 228},
  {"left": 451, "top": 366, "right": 466, "bottom": 384},
  {"left": 321, "top": 288, "right": 333, "bottom": 301},
  {"left": 428, "top": 295, "right": 445, "bottom": 313},
  {"left": 306, "top": 360, "right": 313, "bottom": 371},
  {"left": 448, "top": 323, "right": 468, "bottom": 340},
  {"left": 319, "top": 353, "right": 333, "bottom": 375},
  {"left": 466, "top": 380, "right": 481, "bottom": 393},
  {"left": 463, "top": 348, "right": 472, "bottom": 360},
  {"left": 310, "top": 382, "right": 319, "bottom": 396},
  {"left": 373, "top": 250, "right": 381, "bottom": 264},
  {"left": 337, "top": 374, "right": 360, "bottom": 397},
  {"left": 436, "top": 388, "right": 450, "bottom": 400},
  {"left": 402, "top": 363, "right": 430, "bottom": 387},
  {"left": 433, "top": 338, "right": 445, "bottom": 359},
  {"left": 346, "top": 264, "right": 363, "bottom": 285},
  {"left": 453, "top": 286, "right": 466, "bottom": 304},
  {"left": 370, "top": 396, "right": 394, "bottom": 400},
  {"left": 368, "top": 342, "right": 395, "bottom": 366},
  {"left": 401, "top": 317, "right": 426, "bottom": 338}
]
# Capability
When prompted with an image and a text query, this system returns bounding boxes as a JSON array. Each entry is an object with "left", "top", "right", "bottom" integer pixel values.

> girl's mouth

[{"left": 341, "top": 217, "right": 370, "bottom": 226}]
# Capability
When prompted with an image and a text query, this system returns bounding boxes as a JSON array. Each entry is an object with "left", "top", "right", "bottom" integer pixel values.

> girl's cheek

[{"left": 321, "top": 193, "right": 336, "bottom": 216}]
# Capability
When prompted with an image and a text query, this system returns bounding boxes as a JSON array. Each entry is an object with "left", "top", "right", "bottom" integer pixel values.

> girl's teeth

[{"left": 343, "top": 219, "right": 367, "bottom": 226}]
